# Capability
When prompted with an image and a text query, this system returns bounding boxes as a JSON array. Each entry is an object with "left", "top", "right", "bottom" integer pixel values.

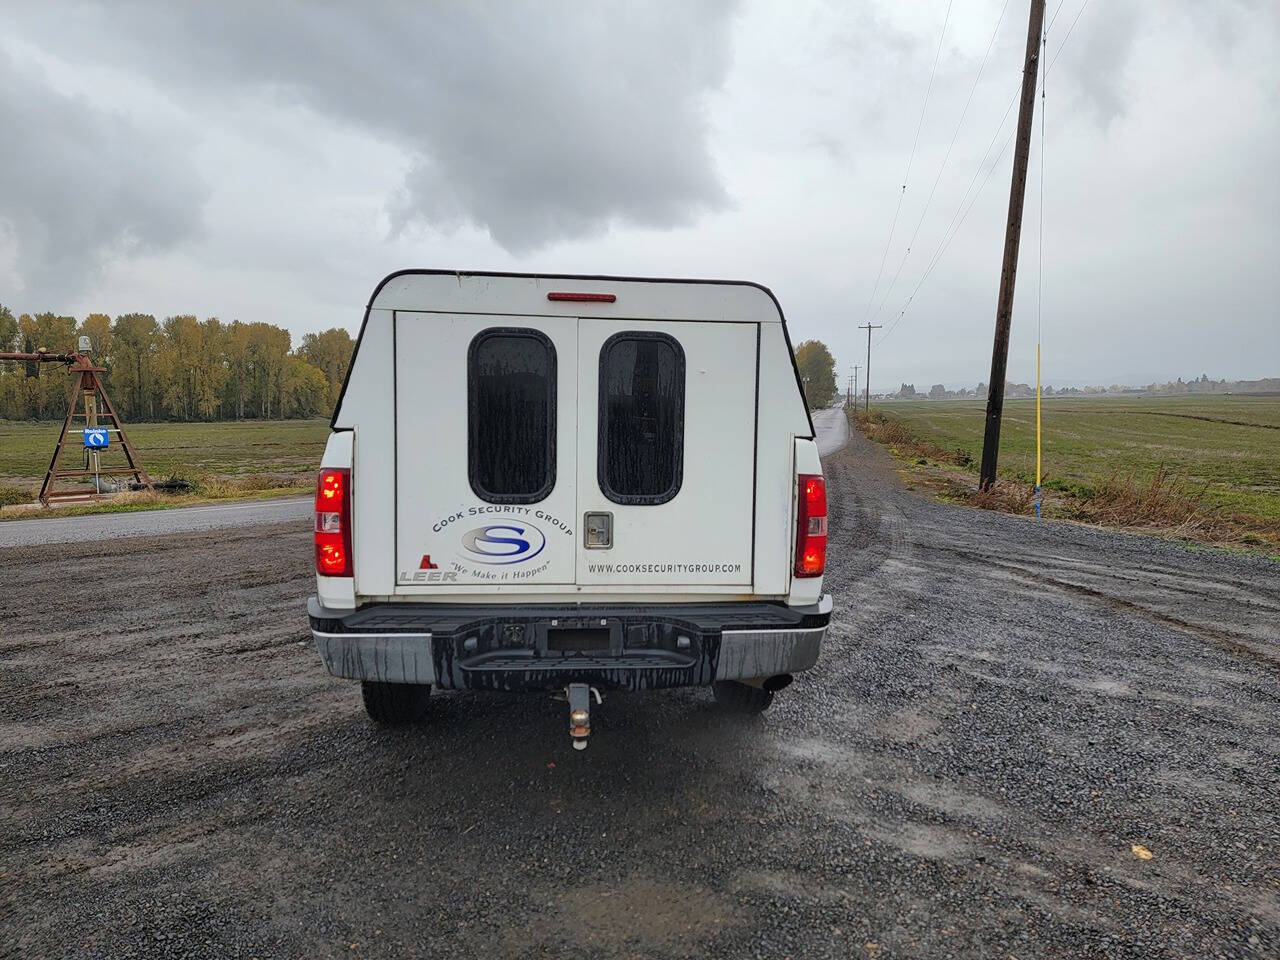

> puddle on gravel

[
  {"left": 902, "top": 782, "right": 1011, "bottom": 824},
  {"left": 875, "top": 705, "right": 942, "bottom": 745},
  {"left": 511, "top": 877, "right": 743, "bottom": 954},
  {"left": 865, "top": 821, "right": 975, "bottom": 862},
  {"left": 1067, "top": 677, "right": 1136, "bottom": 697},
  {"left": 734, "top": 867, "right": 854, "bottom": 906},
  {"left": 775, "top": 735, "right": 867, "bottom": 768}
]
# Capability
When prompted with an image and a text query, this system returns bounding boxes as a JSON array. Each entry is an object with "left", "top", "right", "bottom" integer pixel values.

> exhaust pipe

[{"left": 762, "top": 674, "right": 793, "bottom": 693}]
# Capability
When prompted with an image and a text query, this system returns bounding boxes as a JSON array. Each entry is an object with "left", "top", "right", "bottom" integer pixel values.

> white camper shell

[{"left": 309, "top": 271, "right": 831, "bottom": 744}]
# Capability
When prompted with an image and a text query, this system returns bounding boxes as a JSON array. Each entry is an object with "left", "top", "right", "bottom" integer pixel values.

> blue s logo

[{"left": 461, "top": 522, "right": 546, "bottom": 564}]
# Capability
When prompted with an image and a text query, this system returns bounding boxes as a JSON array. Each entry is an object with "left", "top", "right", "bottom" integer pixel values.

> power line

[
  {"left": 1047, "top": 0, "right": 1090, "bottom": 75},
  {"left": 858, "top": 0, "right": 955, "bottom": 329},
  {"left": 877, "top": 0, "right": 1092, "bottom": 346},
  {"left": 878, "top": 114, "right": 1018, "bottom": 345},
  {"left": 878, "top": 85, "right": 1020, "bottom": 345},
  {"left": 868, "top": 0, "right": 1012, "bottom": 326},
  {"left": 918, "top": 88, "right": 1019, "bottom": 279},
  {"left": 1045, "top": 0, "right": 1067, "bottom": 34}
]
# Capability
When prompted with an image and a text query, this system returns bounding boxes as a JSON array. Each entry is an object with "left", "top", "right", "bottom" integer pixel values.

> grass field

[
  {"left": 866, "top": 395, "right": 1280, "bottom": 546},
  {"left": 0, "top": 419, "right": 330, "bottom": 507},
  {"left": 3, "top": 399, "right": 1277, "bottom": 542}
]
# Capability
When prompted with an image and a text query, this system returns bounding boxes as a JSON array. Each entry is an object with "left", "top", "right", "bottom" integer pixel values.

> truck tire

[
  {"left": 361, "top": 681, "right": 431, "bottom": 726},
  {"left": 712, "top": 680, "right": 774, "bottom": 715}
]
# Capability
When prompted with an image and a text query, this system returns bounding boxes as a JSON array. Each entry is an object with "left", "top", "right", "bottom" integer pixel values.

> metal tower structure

[{"left": 0, "top": 346, "right": 153, "bottom": 506}]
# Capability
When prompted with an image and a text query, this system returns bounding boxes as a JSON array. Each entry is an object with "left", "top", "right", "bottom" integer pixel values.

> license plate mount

[{"left": 537, "top": 618, "right": 623, "bottom": 656}]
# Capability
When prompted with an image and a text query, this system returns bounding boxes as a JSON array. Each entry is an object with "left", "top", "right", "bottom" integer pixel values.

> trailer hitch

[{"left": 566, "top": 683, "right": 603, "bottom": 750}]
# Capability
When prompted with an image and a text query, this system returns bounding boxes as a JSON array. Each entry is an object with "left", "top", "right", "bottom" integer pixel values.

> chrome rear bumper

[{"left": 309, "top": 595, "right": 832, "bottom": 692}]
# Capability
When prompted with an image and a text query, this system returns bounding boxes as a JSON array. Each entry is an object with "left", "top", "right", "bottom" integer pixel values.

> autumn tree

[
  {"left": 0, "top": 304, "right": 15, "bottom": 352},
  {"left": 196, "top": 318, "right": 228, "bottom": 419},
  {"left": 282, "top": 356, "right": 329, "bottom": 417},
  {"left": 0, "top": 304, "right": 21, "bottom": 418},
  {"left": 112, "top": 314, "right": 160, "bottom": 420},
  {"left": 793, "top": 339, "right": 838, "bottom": 410},
  {"left": 247, "top": 322, "right": 291, "bottom": 418},
  {"left": 77, "top": 313, "right": 114, "bottom": 363},
  {"left": 157, "top": 314, "right": 201, "bottom": 420},
  {"left": 224, "top": 321, "right": 253, "bottom": 419},
  {"left": 297, "top": 328, "right": 354, "bottom": 409},
  {"left": 17, "top": 313, "right": 76, "bottom": 418}
]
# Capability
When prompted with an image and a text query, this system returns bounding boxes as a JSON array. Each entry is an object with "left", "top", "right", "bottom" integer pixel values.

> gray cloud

[
  {"left": 10, "top": 1, "right": 736, "bottom": 255},
  {"left": 1, "top": 0, "right": 1275, "bottom": 387},
  {"left": 1051, "top": 2, "right": 1139, "bottom": 127},
  {"left": 1047, "top": 0, "right": 1280, "bottom": 129},
  {"left": 0, "top": 48, "right": 206, "bottom": 305}
]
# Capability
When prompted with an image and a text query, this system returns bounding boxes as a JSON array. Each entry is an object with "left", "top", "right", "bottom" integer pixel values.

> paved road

[
  {"left": 0, "top": 495, "right": 311, "bottom": 547},
  {"left": 813, "top": 405, "right": 849, "bottom": 457},
  {"left": 3, "top": 412, "right": 1277, "bottom": 958}
]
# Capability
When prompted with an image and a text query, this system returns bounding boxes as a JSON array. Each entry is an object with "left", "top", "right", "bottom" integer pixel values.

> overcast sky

[{"left": 2, "top": 0, "right": 1277, "bottom": 388}]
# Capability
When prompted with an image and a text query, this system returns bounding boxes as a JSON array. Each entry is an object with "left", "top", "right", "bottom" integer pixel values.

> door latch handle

[{"left": 583, "top": 511, "right": 612, "bottom": 549}]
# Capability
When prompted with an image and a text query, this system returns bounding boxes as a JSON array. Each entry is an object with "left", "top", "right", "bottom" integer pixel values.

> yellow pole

[{"left": 1035, "top": 342, "right": 1042, "bottom": 517}]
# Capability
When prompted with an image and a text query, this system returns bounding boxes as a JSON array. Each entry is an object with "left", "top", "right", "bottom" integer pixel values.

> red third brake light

[
  {"left": 315, "top": 467, "right": 352, "bottom": 577},
  {"left": 547, "top": 292, "right": 616, "bottom": 303},
  {"left": 794, "top": 473, "right": 827, "bottom": 578}
]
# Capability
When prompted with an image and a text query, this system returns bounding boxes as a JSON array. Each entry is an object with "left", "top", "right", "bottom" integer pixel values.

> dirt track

[{"left": 2, "top": 428, "right": 1278, "bottom": 958}]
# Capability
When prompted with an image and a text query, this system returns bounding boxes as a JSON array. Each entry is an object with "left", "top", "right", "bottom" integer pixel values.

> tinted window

[
  {"left": 598, "top": 333, "right": 685, "bottom": 504},
  {"left": 468, "top": 329, "right": 555, "bottom": 503}
]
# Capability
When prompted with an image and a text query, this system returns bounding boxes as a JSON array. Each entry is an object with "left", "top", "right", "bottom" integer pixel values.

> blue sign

[{"left": 84, "top": 428, "right": 110, "bottom": 449}]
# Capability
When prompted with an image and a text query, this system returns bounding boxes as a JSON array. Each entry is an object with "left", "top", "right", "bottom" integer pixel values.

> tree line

[
  {"left": 0, "top": 304, "right": 353, "bottom": 422},
  {"left": 891, "top": 373, "right": 1280, "bottom": 401}
]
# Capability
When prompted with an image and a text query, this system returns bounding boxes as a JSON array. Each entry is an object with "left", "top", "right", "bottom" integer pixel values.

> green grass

[
  {"left": 0, "top": 419, "right": 329, "bottom": 513},
  {"left": 871, "top": 395, "right": 1280, "bottom": 522},
  {"left": 0, "top": 419, "right": 330, "bottom": 482}
]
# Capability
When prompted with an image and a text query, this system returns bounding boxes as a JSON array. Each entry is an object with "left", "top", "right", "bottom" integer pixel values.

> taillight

[
  {"left": 315, "top": 467, "right": 352, "bottom": 577},
  {"left": 794, "top": 473, "right": 827, "bottom": 578}
]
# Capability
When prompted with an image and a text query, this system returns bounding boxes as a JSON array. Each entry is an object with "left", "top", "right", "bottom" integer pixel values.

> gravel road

[{"left": 2, "top": 417, "right": 1277, "bottom": 958}]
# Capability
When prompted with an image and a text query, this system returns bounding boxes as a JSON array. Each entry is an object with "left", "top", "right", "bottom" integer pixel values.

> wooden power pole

[
  {"left": 979, "top": 0, "right": 1046, "bottom": 491},
  {"left": 859, "top": 324, "right": 881, "bottom": 413}
]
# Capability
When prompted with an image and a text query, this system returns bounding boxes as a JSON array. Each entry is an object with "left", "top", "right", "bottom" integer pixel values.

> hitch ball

[{"left": 566, "top": 684, "right": 601, "bottom": 750}]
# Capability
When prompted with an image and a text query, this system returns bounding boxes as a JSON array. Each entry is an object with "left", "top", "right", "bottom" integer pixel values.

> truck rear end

[{"left": 309, "top": 271, "right": 831, "bottom": 747}]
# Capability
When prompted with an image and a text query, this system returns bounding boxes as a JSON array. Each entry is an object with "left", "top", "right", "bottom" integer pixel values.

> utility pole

[
  {"left": 853, "top": 364, "right": 860, "bottom": 408},
  {"left": 859, "top": 324, "right": 881, "bottom": 413},
  {"left": 979, "top": 0, "right": 1045, "bottom": 491}
]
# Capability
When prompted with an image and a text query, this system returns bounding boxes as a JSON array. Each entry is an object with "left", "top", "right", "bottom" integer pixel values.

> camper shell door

[
  {"left": 575, "top": 318, "right": 756, "bottom": 587},
  {"left": 394, "top": 312, "right": 578, "bottom": 588}
]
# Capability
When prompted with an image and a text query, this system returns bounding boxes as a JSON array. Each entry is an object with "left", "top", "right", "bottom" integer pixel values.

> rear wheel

[
  {"left": 361, "top": 681, "right": 431, "bottom": 726},
  {"left": 712, "top": 680, "right": 774, "bottom": 715}
]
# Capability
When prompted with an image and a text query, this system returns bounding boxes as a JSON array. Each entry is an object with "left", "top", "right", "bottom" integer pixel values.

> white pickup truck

[{"left": 309, "top": 271, "right": 831, "bottom": 748}]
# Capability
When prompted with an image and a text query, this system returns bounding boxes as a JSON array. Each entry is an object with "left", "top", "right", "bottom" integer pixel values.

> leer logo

[{"left": 461, "top": 522, "right": 546, "bottom": 565}]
